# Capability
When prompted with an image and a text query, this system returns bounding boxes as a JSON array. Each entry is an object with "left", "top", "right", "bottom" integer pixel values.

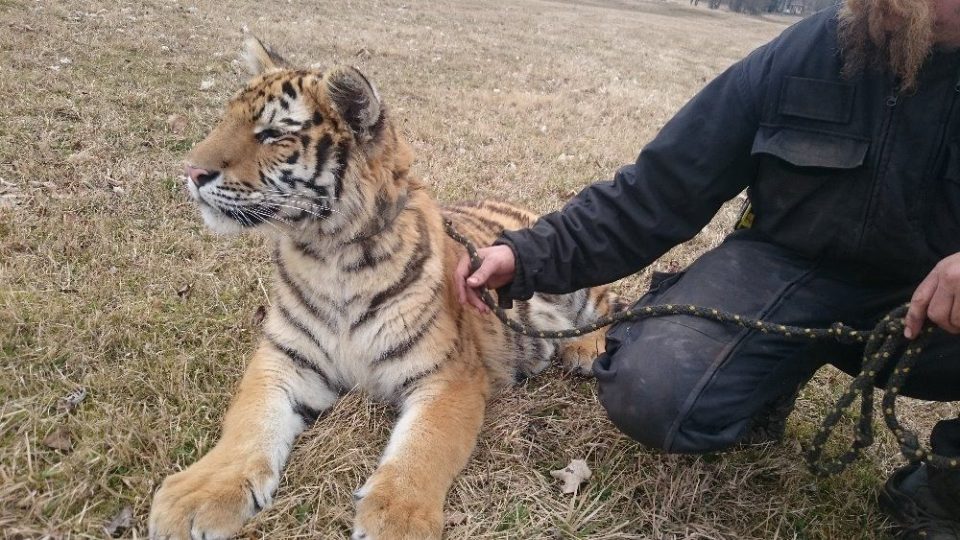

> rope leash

[{"left": 443, "top": 219, "right": 957, "bottom": 476}]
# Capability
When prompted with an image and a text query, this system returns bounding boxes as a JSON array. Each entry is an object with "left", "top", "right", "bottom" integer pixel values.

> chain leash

[{"left": 443, "top": 219, "right": 957, "bottom": 476}]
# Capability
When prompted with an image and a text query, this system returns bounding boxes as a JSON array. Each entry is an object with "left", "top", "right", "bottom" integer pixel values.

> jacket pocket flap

[{"left": 752, "top": 126, "right": 869, "bottom": 169}]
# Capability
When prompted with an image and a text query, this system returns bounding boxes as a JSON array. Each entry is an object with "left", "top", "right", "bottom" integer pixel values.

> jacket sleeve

[{"left": 495, "top": 42, "right": 774, "bottom": 300}]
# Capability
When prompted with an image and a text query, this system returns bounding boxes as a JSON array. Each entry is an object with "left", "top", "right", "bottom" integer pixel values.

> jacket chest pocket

[
  {"left": 749, "top": 75, "right": 871, "bottom": 249},
  {"left": 750, "top": 126, "right": 870, "bottom": 221},
  {"left": 752, "top": 126, "right": 869, "bottom": 169},
  {"left": 756, "top": 76, "right": 867, "bottom": 169}
]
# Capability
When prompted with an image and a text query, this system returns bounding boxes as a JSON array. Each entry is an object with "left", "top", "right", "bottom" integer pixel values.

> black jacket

[{"left": 497, "top": 7, "right": 960, "bottom": 300}]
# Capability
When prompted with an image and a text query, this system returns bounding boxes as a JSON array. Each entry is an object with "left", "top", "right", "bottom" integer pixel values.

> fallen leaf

[
  {"left": 57, "top": 387, "right": 87, "bottom": 414},
  {"left": 176, "top": 283, "right": 192, "bottom": 299},
  {"left": 445, "top": 511, "right": 468, "bottom": 526},
  {"left": 103, "top": 505, "right": 133, "bottom": 537},
  {"left": 251, "top": 305, "right": 267, "bottom": 326},
  {"left": 550, "top": 459, "right": 591, "bottom": 494},
  {"left": 200, "top": 79, "right": 215, "bottom": 91},
  {"left": 42, "top": 426, "right": 73, "bottom": 452},
  {"left": 166, "top": 114, "right": 188, "bottom": 135}
]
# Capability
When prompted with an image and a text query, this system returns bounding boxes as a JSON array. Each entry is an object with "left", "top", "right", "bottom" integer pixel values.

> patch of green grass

[
  {"left": 169, "top": 430, "right": 205, "bottom": 465},
  {"left": 294, "top": 502, "right": 312, "bottom": 524},
  {"left": 495, "top": 502, "right": 531, "bottom": 532}
]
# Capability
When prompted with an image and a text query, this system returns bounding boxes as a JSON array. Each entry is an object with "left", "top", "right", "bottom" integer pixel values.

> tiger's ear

[
  {"left": 324, "top": 66, "right": 382, "bottom": 138},
  {"left": 241, "top": 35, "right": 289, "bottom": 75}
]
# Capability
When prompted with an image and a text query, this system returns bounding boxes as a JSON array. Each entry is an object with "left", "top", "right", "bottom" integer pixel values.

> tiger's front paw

[
  {"left": 351, "top": 477, "right": 443, "bottom": 540},
  {"left": 149, "top": 456, "right": 275, "bottom": 540}
]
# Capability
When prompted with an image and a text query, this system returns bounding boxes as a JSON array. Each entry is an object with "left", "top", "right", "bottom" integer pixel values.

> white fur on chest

[{"left": 265, "top": 238, "right": 444, "bottom": 399}]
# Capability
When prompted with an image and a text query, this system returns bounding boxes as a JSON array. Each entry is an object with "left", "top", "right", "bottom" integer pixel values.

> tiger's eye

[{"left": 255, "top": 128, "right": 283, "bottom": 143}]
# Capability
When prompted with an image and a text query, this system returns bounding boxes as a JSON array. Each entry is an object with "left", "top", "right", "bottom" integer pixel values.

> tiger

[{"left": 148, "top": 37, "right": 616, "bottom": 540}]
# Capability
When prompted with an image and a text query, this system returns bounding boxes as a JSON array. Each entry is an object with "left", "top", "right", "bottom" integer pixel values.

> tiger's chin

[{"left": 198, "top": 203, "right": 247, "bottom": 235}]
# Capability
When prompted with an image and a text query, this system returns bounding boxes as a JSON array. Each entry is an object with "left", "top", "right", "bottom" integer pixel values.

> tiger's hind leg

[
  {"left": 149, "top": 342, "right": 338, "bottom": 540},
  {"left": 560, "top": 328, "right": 607, "bottom": 376},
  {"left": 547, "top": 286, "right": 617, "bottom": 376}
]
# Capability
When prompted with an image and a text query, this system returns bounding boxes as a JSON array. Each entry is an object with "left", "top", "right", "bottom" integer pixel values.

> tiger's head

[{"left": 184, "top": 37, "right": 413, "bottom": 238}]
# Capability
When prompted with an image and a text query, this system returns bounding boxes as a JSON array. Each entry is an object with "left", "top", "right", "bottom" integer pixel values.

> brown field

[{"left": 2, "top": 0, "right": 957, "bottom": 538}]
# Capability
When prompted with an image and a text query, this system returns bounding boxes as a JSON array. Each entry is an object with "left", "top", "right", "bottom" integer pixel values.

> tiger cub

[{"left": 148, "top": 37, "right": 615, "bottom": 540}]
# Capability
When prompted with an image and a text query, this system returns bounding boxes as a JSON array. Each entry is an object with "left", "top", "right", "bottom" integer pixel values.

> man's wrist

[{"left": 493, "top": 236, "right": 533, "bottom": 301}]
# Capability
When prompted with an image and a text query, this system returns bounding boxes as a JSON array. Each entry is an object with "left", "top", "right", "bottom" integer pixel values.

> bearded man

[{"left": 456, "top": 0, "right": 960, "bottom": 537}]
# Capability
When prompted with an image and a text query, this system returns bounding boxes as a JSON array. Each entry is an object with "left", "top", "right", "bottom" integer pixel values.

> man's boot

[
  {"left": 742, "top": 383, "right": 803, "bottom": 445},
  {"left": 879, "top": 419, "right": 960, "bottom": 539}
]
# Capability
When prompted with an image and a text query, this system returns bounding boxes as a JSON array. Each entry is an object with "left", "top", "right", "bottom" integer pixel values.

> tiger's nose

[{"left": 184, "top": 164, "right": 219, "bottom": 187}]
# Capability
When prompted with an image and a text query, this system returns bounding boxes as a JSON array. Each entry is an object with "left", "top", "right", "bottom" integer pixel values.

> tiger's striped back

[{"left": 443, "top": 199, "right": 614, "bottom": 384}]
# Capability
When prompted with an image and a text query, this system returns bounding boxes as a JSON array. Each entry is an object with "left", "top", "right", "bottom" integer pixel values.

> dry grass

[{"left": 1, "top": 0, "right": 956, "bottom": 538}]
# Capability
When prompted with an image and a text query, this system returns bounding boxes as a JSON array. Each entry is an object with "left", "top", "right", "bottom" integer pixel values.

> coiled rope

[{"left": 444, "top": 219, "right": 957, "bottom": 476}]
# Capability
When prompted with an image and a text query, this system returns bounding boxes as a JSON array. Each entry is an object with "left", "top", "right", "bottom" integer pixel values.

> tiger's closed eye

[{"left": 255, "top": 128, "right": 283, "bottom": 143}]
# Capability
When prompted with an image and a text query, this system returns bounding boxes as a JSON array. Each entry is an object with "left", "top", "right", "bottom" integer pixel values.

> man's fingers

[
  {"left": 464, "top": 258, "right": 491, "bottom": 313},
  {"left": 951, "top": 294, "right": 960, "bottom": 334},
  {"left": 455, "top": 256, "right": 471, "bottom": 304},
  {"left": 465, "top": 285, "right": 488, "bottom": 314},
  {"left": 944, "top": 294, "right": 960, "bottom": 334},
  {"left": 905, "top": 273, "right": 938, "bottom": 339},
  {"left": 466, "top": 260, "right": 494, "bottom": 288},
  {"left": 928, "top": 289, "right": 960, "bottom": 334}
]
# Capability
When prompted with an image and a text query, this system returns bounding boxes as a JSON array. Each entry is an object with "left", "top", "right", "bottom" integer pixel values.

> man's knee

[
  {"left": 594, "top": 352, "right": 671, "bottom": 451},
  {"left": 593, "top": 341, "right": 744, "bottom": 455}
]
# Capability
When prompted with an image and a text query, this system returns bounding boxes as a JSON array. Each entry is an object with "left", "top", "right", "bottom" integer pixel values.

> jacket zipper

[{"left": 853, "top": 83, "right": 899, "bottom": 255}]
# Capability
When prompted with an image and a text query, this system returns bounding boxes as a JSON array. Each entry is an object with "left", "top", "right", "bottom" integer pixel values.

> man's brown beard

[{"left": 839, "top": 0, "right": 935, "bottom": 91}]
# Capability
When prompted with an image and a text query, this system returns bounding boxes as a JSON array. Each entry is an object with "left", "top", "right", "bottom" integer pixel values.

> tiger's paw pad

[
  {"left": 149, "top": 463, "right": 273, "bottom": 540},
  {"left": 352, "top": 484, "right": 442, "bottom": 540}
]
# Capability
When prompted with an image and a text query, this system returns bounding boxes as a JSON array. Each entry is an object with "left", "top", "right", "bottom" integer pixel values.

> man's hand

[
  {"left": 454, "top": 245, "right": 516, "bottom": 314},
  {"left": 904, "top": 252, "right": 960, "bottom": 339}
]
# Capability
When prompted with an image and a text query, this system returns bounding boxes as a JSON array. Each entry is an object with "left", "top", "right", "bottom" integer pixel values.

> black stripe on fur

[
  {"left": 266, "top": 333, "right": 333, "bottom": 391},
  {"left": 350, "top": 211, "right": 432, "bottom": 330}
]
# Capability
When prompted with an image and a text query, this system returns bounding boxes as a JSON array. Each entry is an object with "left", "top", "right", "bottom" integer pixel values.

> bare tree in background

[
  {"left": 723, "top": 0, "right": 837, "bottom": 15},
  {"left": 727, "top": 0, "right": 775, "bottom": 14}
]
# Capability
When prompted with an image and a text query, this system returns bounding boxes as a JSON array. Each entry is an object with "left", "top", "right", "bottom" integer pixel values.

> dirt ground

[{"left": 2, "top": 0, "right": 957, "bottom": 538}]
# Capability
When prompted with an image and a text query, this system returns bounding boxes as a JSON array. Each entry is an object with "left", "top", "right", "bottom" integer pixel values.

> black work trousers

[{"left": 593, "top": 230, "right": 960, "bottom": 455}]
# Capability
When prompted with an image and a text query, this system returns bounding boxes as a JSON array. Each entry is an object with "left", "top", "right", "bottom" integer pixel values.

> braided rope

[{"left": 444, "top": 219, "right": 958, "bottom": 476}]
